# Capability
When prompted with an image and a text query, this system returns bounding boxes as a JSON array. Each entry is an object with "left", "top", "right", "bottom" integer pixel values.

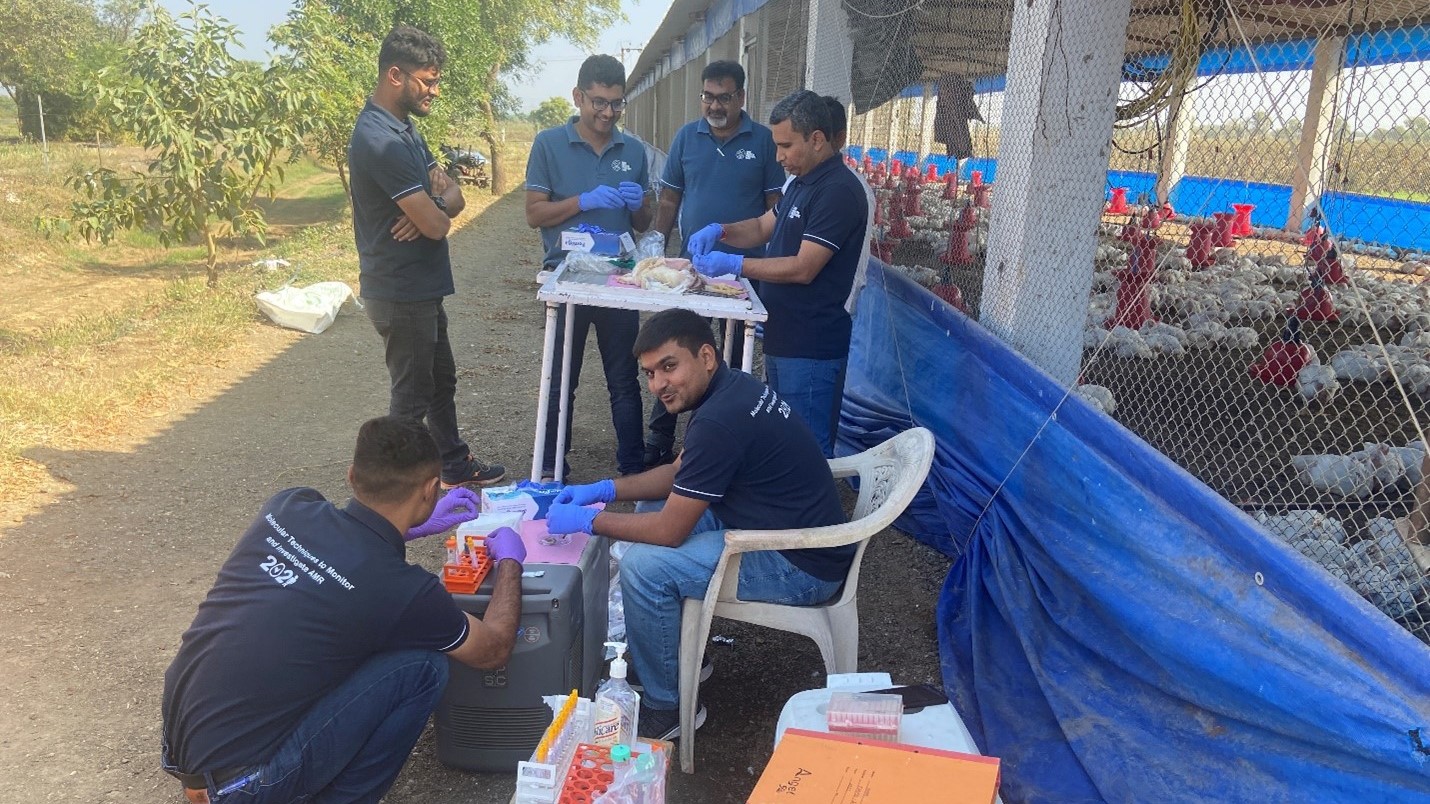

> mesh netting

[{"left": 626, "top": 0, "right": 1430, "bottom": 644}]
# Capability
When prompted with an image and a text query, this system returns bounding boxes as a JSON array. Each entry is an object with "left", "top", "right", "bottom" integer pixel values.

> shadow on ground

[{"left": 0, "top": 189, "right": 951, "bottom": 803}]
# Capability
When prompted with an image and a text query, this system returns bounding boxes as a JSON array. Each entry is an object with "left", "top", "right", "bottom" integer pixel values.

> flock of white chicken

[
  {"left": 1253, "top": 509, "right": 1428, "bottom": 620},
  {"left": 1290, "top": 440, "right": 1427, "bottom": 498}
]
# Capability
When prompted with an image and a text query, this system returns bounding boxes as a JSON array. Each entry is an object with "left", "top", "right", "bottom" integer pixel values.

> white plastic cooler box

[{"left": 435, "top": 535, "right": 609, "bottom": 772}]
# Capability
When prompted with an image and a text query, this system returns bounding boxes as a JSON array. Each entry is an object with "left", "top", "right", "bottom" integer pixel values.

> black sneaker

[
  {"left": 638, "top": 702, "right": 706, "bottom": 741},
  {"left": 624, "top": 656, "right": 712, "bottom": 694},
  {"left": 441, "top": 455, "right": 506, "bottom": 489},
  {"left": 643, "top": 443, "right": 675, "bottom": 469}
]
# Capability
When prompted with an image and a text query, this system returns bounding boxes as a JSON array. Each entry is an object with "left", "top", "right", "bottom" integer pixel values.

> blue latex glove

[
  {"left": 617, "top": 181, "right": 645, "bottom": 211},
  {"left": 554, "top": 479, "right": 616, "bottom": 507},
  {"left": 579, "top": 185, "right": 624, "bottom": 212},
  {"left": 686, "top": 223, "right": 724, "bottom": 257},
  {"left": 485, "top": 526, "right": 526, "bottom": 565},
  {"left": 406, "top": 487, "right": 480, "bottom": 541},
  {"left": 546, "top": 503, "right": 598, "bottom": 535},
  {"left": 693, "top": 251, "right": 744, "bottom": 278}
]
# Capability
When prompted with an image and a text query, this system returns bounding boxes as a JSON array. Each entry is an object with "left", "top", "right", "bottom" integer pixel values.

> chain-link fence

[{"left": 626, "top": 0, "right": 1430, "bottom": 645}]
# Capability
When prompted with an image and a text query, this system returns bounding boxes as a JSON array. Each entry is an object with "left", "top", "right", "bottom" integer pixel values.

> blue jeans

[
  {"left": 620, "top": 503, "right": 842, "bottom": 709},
  {"left": 363, "top": 298, "right": 472, "bottom": 481},
  {"left": 163, "top": 650, "right": 448, "bottom": 804},
  {"left": 544, "top": 304, "right": 645, "bottom": 475},
  {"left": 763, "top": 355, "right": 848, "bottom": 458}
]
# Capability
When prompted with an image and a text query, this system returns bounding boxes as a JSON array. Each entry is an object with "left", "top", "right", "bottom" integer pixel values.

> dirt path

[{"left": 0, "top": 189, "right": 950, "bottom": 803}]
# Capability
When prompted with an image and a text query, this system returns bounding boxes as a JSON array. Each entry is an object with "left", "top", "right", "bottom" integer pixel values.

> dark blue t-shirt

[
  {"left": 526, "top": 118, "right": 649, "bottom": 269},
  {"left": 348, "top": 99, "right": 453, "bottom": 302},
  {"left": 660, "top": 112, "right": 784, "bottom": 258},
  {"left": 672, "top": 365, "right": 851, "bottom": 581},
  {"left": 760, "top": 155, "right": 869, "bottom": 359},
  {"left": 162, "top": 488, "right": 468, "bottom": 773}
]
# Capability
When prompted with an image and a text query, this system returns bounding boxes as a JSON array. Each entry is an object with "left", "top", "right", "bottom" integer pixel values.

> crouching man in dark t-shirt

[
  {"left": 161, "top": 416, "right": 526, "bottom": 804},
  {"left": 545, "top": 309, "right": 850, "bottom": 742}
]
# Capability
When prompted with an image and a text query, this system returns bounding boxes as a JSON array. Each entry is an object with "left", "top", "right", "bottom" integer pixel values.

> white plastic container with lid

[{"left": 592, "top": 642, "right": 640, "bottom": 746}]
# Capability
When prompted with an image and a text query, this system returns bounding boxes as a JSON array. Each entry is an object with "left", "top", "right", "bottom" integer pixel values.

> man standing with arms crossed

[
  {"left": 688, "top": 91, "right": 869, "bottom": 457},
  {"left": 349, "top": 25, "right": 505, "bottom": 490},
  {"left": 527, "top": 54, "right": 652, "bottom": 479},
  {"left": 644, "top": 60, "right": 785, "bottom": 468}
]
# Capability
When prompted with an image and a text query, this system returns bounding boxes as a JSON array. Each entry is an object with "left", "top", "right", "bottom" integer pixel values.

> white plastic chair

[{"left": 675, "top": 427, "right": 936, "bottom": 772}]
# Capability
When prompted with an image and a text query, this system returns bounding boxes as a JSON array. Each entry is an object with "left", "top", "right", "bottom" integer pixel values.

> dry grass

[{"left": 0, "top": 135, "right": 528, "bottom": 515}]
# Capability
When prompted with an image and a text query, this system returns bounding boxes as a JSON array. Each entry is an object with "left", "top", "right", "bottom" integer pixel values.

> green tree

[
  {"left": 324, "top": 0, "right": 621, "bottom": 193},
  {"left": 529, "top": 96, "right": 575, "bottom": 130},
  {"left": 271, "top": 0, "right": 378, "bottom": 199},
  {"left": 61, "top": 3, "right": 313, "bottom": 286}
]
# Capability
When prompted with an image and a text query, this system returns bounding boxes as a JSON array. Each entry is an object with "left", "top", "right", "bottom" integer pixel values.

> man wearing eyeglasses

[
  {"left": 346, "top": 25, "right": 506, "bottom": 491},
  {"left": 527, "top": 55, "right": 653, "bottom": 479},
  {"left": 642, "top": 60, "right": 785, "bottom": 469}
]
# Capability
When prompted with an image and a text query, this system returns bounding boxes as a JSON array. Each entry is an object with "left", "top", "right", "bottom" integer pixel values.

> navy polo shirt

[
  {"left": 760, "top": 155, "right": 869, "bottom": 359},
  {"left": 347, "top": 99, "right": 452, "bottom": 302},
  {"left": 162, "top": 488, "right": 468, "bottom": 773},
  {"left": 660, "top": 112, "right": 784, "bottom": 258},
  {"left": 673, "top": 364, "right": 852, "bottom": 581},
  {"left": 527, "top": 118, "right": 649, "bottom": 269}
]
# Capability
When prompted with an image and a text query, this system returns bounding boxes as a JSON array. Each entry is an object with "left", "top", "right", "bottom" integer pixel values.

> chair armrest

[
  {"left": 723, "top": 521, "right": 872, "bottom": 554},
  {"left": 827, "top": 455, "right": 860, "bottom": 478}
]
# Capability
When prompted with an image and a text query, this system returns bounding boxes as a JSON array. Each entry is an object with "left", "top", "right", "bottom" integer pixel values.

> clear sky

[{"left": 156, "top": 0, "right": 670, "bottom": 112}]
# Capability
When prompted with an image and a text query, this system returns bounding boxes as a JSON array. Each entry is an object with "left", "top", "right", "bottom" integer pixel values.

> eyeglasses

[
  {"left": 401, "top": 70, "right": 441, "bottom": 92},
  {"left": 699, "top": 91, "right": 740, "bottom": 107},
  {"left": 580, "top": 90, "right": 627, "bottom": 113}
]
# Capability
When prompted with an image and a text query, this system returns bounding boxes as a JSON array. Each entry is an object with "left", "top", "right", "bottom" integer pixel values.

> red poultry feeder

[
  {"left": 1294, "top": 275, "right": 1338, "bottom": 321},
  {"left": 891, "top": 160, "right": 904, "bottom": 178},
  {"left": 971, "top": 183, "right": 992, "bottom": 209},
  {"left": 1141, "top": 207, "right": 1162, "bottom": 230},
  {"left": 903, "top": 182, "right": 924, "bottom": 217},
  {"left": 941, "top": 173, "right": 959, "bottom": 200},
  {"left": 1106, "top": 187, "right": 1130, "bottom": 214},
  {"left": 1186, "top": 221, "right": 1217, "bottom": 269},
  {"left": 1212, "top": 212, "right": 1236, "bottom": 247},
  {"left": 1311, "top": 238, "right": 1349, "bottom": 285},
  {"left": 871, "top": 239, "right": 896, "bottom": 263},
  {"left": 939, "top": 205, "right": 978, "bottom": 266},
  {"left": 1231, "top": 203, "right": 1255, "bottom": 237},
  {"left": 888, "top": 202, "right": 914, "bottom": 239},
  {"left": 970, "top": 169, "right": 984, "bottom": 187},
  {"left": 1160, "top": 201, "right": 1176, "bottom": 221},
  {"left": 1118, "top": 220, "right": 1140, "bottom": 242},
  {"left": 931, "top": 283, "right": 968, "bottom": 313},
  {"left": 873, "top": 196, "right": 885, "bottom": 227},
  {"left": 1250, "top": 316, "right": 1314, "bottom": 386},
  {"left": 882, "top": 172, "right": 899, "bottom": 191},
  {"left": 861, "top": 154, "right": 873, "bottom": 174},
  {"left": 1106, "top": 234, "right": 1159, "bottom": 329},
  {"left": 1302, "top": 222, "right": 1324, "bottom": 246},
  {"left": 926, "top": 163, "right": 939, "bottom": 181}
]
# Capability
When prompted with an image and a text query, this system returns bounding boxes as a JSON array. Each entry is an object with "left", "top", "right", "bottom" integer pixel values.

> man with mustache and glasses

[
  {"left": 347, "top": 25, "right": 506, "bottom": 492},
  {"left": 643, "top": 60, "right": 785, "bottom": 470},
  {"left": 527, "top": 54, "right": 653, "bottom": 480}
]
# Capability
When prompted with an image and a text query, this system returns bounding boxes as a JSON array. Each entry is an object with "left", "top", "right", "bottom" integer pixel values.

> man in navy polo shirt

[
  {"left": 526, "top": 54, "right": 652, "bottom": 479},
  {"left": 643, "top": 59, "right": 785, "bottom": 469},
  {"left": 161, "top": 416, "right": 526, "bottom": 803},
  {"left": 686, "top": 90, "right": 870, "bottom": 457},
  {"left": 544, "top": 309, "right": 849, "bottom": 740},
  {"left": 348, "top": 26, "right": 505, "bottom": 490}
]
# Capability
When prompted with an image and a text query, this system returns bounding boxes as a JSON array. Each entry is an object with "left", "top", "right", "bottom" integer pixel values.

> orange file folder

[{"left": 749, "top": 728, "right": 999, "bottom": 804}]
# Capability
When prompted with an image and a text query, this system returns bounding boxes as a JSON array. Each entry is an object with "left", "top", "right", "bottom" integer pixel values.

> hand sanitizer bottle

[{"left": 593, "top": 641, "right": 640, "bottom": 746}]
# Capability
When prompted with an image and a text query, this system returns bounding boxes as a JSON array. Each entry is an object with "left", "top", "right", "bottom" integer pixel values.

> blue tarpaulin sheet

[{"left": 839, "top": 262, "right": 1430, "bottom": 802}]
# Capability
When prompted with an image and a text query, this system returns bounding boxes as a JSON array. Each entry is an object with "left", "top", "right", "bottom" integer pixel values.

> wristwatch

[{"left": 431, "top": 193, "right": 448, "bottom": 212}]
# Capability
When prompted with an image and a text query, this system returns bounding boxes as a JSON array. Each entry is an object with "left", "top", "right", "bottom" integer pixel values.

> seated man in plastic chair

[{"left": 545, "top": 308, "right": 853, "bottom": 741}]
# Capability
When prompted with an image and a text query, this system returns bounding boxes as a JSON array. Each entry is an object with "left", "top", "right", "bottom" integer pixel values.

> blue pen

[{"left": 215, "top": 772, "right": 260, "bottom": 796}]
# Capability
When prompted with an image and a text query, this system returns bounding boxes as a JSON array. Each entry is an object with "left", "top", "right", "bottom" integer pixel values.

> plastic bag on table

[
  {"left": 632, "top": 231, "right": 666, "bottom": 262},
  {"left": 607, "top": 540, "right": 630, "bottom": 645},
  {"left": 564, "top": 250, "right": 622, "bottom": 275}
]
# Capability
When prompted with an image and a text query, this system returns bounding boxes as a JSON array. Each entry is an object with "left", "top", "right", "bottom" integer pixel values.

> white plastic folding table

[{"left": 530, "top": 261, "right": 769, "bottom": 483}]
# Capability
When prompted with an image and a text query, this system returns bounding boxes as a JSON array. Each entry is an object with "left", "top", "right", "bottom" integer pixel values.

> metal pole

[{"left": 37, "top": 93, "right": 50, "bottom": 170}]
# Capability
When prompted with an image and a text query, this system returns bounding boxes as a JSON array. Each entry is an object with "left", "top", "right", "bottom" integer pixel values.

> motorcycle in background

[{"left": 440, "top": 144, "right": 490, "bottom": 189}]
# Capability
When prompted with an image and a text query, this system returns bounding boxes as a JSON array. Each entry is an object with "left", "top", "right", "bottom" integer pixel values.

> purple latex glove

[
  {"left": 546, "top": 503, "right": 598, "bottom": 535},
  {"left": 693, "top": 250, "right": 744, "bottom": 278},
  {"left": 485, "top": 526, "right": 526, "bottom": 565},
  {"left": 617, "top": 181, "right": 645, "bottom": 211},
  {"left": 554, "top": 478, "right": 616, "bottom": 507},
  {"left": 686, "top": 222, "right": 724, "bottom": 257},
  {"left": 579, "top": 185, "right": 624, "bottom": 211},
  {"left": 406, "top": 487, "right": 480, "bottom": 541}
]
